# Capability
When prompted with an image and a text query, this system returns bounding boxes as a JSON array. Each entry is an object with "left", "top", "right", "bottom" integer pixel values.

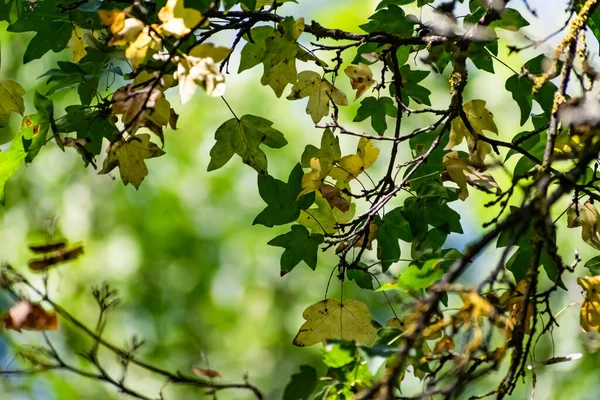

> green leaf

[
  {"left": 376, "top": 207, "right": 412, "bottom": 271},
  {"left": 268, "top": 225, "right": 324, "bottom": 276},
  {"left": 0, "top": 119, "right": 27, "bottom": 201},
  {"left": 57, "top": 106, "right": 119, "bottom": 158},
  {"left": 7, "top": 0, "right": 72, "bottom": 63},
  {"left": 505, "top": 74, "right": 533, "bottom": 126},
  {"left": 253, "top": 163, "right": 315, "bottom": 227},
  {"left": 208, "top": 115, "right": 287, "bottom": 174},
  {"left": 23, "top": 91, "right": 54, "bottom": 163},
  {"left": 585, "top": 256, "right": 600, "bottom": 275},
  {"left": 0, "top": 79, "right": 25, "bottom": 128},
  {"left": 283, "top": 365, "right": 317, "bottom": 400},
  {"left": 300, "top": 128, "right": 341, "bottom": 168},
  {"left": 467, "top": 40, "right": 497, "bottom": 73},
  {"left": 354, "top": 97, "right": 397, "bottom": 135},
  {"left": 322, "top": 340, "right": 356, "bottom": 368},
  {"left": 258, "top": 17, "right": 304, "bottom": 97},
  {"left": 360, "top": 4, "right": 414, "bottom": 35},
  {"left": 238, "top": 26, "right": 275, "bottom": 73},
  {"left": 489, "top": 8, "right": 529, "bottom": 32},
  {"left": 397, "top": 259, "right": 445, "bottom": 291},
  {"left": 348, "top": 267, "right": 374, "bottom": 290}
]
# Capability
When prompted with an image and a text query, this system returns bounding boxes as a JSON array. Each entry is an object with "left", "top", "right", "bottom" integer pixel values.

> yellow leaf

[
  {"left": 158, "top": 0, "right": 205, "bottom": 37},
  {"left": 99, "top": 134, "right": 166, "bottom": 189},
  {"left": 293, "top": 299, "right": 379, "bottom": 347},
  {"left": 344, "top": 63, "right": 375, "bottom": 100},
  {"left": 286, "top": 71, "right": 348, "bottom": 123},
  {"left": 300, "top": 157, "right": 330, "bottom": 197},
  {"left": 578, "top": 276, "right": 600, "bottom": 333},
  {"left": 68, "top": 27, "right": 88, "bottom": 62},
  {"left": 443, "top": 151, "right": 500, "bottom": 200},
  {"left": 111, "top": 17, "right": 145, "bottom": 47},
  {"left": 567, "top": 201, "right": 600, "bottom": 249},
  {"left": 446, "top": 100, "right": 498, "bottom": 165},
  {"left": 330, "top": 138, "right": 379, "bottom": 182},
  {"left": 189, "top": 43, "right": 230, "bottom": 63},
  {"left": 126, "top": 26, "right": 163, "bottom": 70},
  {"left": 98, "top": 9, "right": 126, "bottom": 34}
]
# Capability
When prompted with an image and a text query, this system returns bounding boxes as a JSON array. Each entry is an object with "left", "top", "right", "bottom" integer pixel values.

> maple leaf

[
  {"left": 329, "top": 137, "right": 380, "bottom": 182},
  {"left": 176, "top": 43, "right": 230, "bottom": 103},
  {"left": 268, "top": 225, "right": 324, "bottom": 276},
  {"left": 208, "top": 114, "right": 287, "bottom": 174},
  {"left": 445, "top": 100, "right": 498, "bottom": 165},
  {"left": 126, "top": 26, "right": 163, "bottom": 70},
  {"left": 68, "top": 27, "right": 88, "bottom": 63},
  {"left": 0, "top": 79, "right": 25, "bottom": 128},
  {"left": 260, "top": 18, "right": 305, "bottom": 97},
  {"left": 253, "top": 163, "right": 315, "bottom": 227},
  {"left": 99, "top": 134, "right": 166, "bottom": 189},
  {"left": 293, "top": 299, "right": 379, "bottom": 347},
  {"left": 578, "top": 276, "right": 600, "bottom": 333},
  {"left": 567, "top": 201, "right": 600, "bottom": 249},
  {"left": 3, "top": 300, "right": 58, "bottom": 332},
  {"left": 344, "top": 63, "right": 375, "bottom": 100},
  {"left": 286, "top": 71, "right": 348, "bottom": 123},
  {"left": 297, "top": 191, "right": 355, "bottom": 234},
  {"left": 300, "top": 128, "right": 341, "bottom": 167},
  {"left": 443, "top": 151, "right": 500, "bottom": 200},
  {"left": 158, "top": 0, "right": 205, "bottom": 37}
]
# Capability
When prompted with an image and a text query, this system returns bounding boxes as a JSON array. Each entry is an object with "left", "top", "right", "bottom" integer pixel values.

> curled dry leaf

[
  {"left": 28, "top": 244, "right": 84, "bottom": 272},
  {"left": 567, "top": 201, "right": 600, "bottom": 250},
  {"left": 192, "top": 366, "right": 221, "bottom": 378},
  {"left": 578, "top": 276, "right": 600, "bottom": 333},
  {"left": 3, "top": 300, "right": 58, "bottom": 332},
  {"left": 319, "top": 183, "right": 350, "bottom": 212},
  {"left": 344, "top": 63, "right": 375, "bottom": 100},
  {"left": 293, "top": 299, "right": 379, "bottom": 347}
]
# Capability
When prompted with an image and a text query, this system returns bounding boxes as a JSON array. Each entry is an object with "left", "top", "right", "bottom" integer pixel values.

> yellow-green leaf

[
  {"left": 0, "top": 79, "right": 25, "bottom": 128},
  {"left": 286, "top": 71, "right": 348, "bottom": 123},
  {"left": 293, "top": 299, "right": 379, "bottom": 347},
  {"left": 99, "top": 134, "right": 166, "bottom": 189}
]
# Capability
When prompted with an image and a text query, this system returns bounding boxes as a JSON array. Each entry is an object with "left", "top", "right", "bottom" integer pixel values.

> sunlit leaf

[{"left": 293, "top": 299, "right": 379, "bottom": 346}]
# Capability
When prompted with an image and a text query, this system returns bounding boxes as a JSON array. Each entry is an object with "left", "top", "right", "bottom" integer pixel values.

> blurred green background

[{"left": 1, "top": 0, "right": 600, "bottom": 399}]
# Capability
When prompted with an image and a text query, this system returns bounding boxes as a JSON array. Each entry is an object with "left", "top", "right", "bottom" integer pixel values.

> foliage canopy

[{"left": 2, "top": 0, "right": 600, "bottom": 399}]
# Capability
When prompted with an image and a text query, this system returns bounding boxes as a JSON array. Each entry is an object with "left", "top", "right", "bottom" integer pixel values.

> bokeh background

[{"left": 1, "top": 0, "right": 600, "bottom": 399}]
